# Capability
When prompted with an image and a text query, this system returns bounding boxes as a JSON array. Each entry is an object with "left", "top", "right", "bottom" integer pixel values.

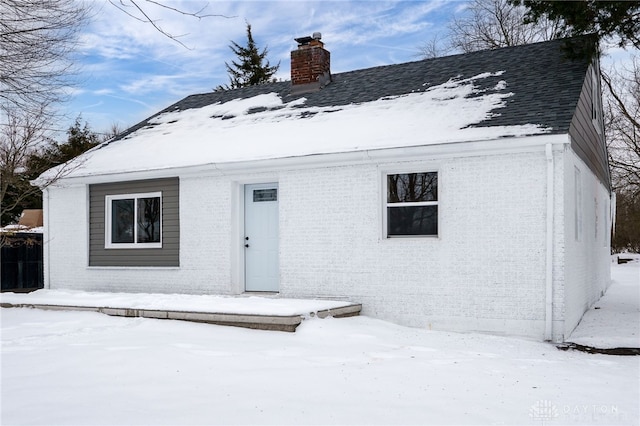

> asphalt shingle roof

[{"left": 117, "top": 36, "right": 593, "bottom": 141}]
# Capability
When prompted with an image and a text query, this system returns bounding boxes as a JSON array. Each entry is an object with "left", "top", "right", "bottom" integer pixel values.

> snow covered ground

[
  {"left": 568, "top": 254, "right": 640, "bottom": 349},
  {"left": 2, "top": 262, "right": 639, "bottom": 425}
]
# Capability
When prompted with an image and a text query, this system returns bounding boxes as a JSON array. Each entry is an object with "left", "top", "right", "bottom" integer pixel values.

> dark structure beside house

[{"left": 1, "top": 233, "right": 44, "bottom": 292}]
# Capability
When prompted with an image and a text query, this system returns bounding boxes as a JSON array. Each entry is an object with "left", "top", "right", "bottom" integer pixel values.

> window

[
  {"left": 253, "top": 188, "right": 277, "bottom": 202},
  {"left": 591, "top": 66, "right": 603, "bottom": 135},
  {"left": 594, "top": 197, "right": 599, "bottom": 241},
  {"left": 574, "top": 168, "right": 582, "bottom": 242},
  {"left": 105, "top": 192, "right": 162, "bottom": 248},
  {"left": 386, "top": 172, "right": 438, "bottom": 237}
]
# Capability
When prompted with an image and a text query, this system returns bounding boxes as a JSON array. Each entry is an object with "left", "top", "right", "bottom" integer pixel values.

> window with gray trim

[
  {"left": 90, "top": 178, "right": 178, "bottom": 267},
  {"left": 386, "top": 172, "right": 438, "bottom": 236},
  {"left": 106, "top": 192, "right": 162, "bottom": 248}
]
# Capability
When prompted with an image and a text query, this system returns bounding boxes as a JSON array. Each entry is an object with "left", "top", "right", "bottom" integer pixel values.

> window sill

[
  {"left": 385, "top": 235, "right": 439, "bottom": 239},
  {"left": 104, "top": 244, "right": 163, "bottom": 249},
  {"left": 86, "top": 266, "right": 180, "bottom": 270}
]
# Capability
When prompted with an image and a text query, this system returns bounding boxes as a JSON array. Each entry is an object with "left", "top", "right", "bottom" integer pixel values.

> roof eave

[{"left": 49, "top": 133, "right": 569, "bottom": 186}]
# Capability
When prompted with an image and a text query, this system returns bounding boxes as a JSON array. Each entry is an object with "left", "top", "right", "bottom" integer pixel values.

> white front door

[{"left": 244, "top": 183, "right": 279, "bottom": 292}]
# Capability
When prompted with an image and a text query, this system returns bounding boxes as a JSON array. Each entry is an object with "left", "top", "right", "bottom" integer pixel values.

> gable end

[{"left": 569, "top": 61, "right": 611, "bottom": 191}]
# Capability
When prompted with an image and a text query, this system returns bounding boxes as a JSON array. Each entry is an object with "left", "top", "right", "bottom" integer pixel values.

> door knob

[{"left": 244, "top": 243, "right": 249, "bottom": 248}]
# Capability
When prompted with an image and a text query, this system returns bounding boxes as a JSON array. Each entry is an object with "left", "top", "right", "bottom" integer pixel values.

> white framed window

[
  {"left": 384, "top": 171, "right": 438, "bottom": 237},
  {"left": 105, "top": 192, "right": 162, "bottom": 249}
]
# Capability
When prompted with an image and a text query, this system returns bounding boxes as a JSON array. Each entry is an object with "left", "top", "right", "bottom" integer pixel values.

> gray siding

[
  {"left": 89, "top": 178, "right": 179, "bottom": 267},
  {"left": 569, "top": 64, "right": 611, "bottom": 191}
]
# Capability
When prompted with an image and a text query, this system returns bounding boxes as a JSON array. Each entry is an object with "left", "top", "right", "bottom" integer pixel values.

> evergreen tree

[
  {"left": 511, "top": 0, "right": 640, "bottom": 48},
  {"left": 26, "top": 116, "right": 100, "bottom": 177},
  {"left": 223, "top": 23, "right": 280, "bottom": 89},
  {"left": 55, "top": 116, "right": 101, "bottom": 162}
]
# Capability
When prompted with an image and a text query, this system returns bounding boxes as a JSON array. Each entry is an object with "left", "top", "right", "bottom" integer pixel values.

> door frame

[
  {"left": 230, "top": 179, "right": 279, "bottom": 294},
  {"left": 243, "top": 182, "right": 279, "bottom": 292}
]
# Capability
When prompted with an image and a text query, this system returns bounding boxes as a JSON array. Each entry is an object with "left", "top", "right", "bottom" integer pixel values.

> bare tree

[
  {"left": 604, "top": 58, "right": 640, "bottom": 253},
  {"left": 603, "top": 57, "right": 640, "bottom": 196},
  {"left": 449, "top": 0, "right": 560, "bottom": 53},
  {"left": 416, "top": 33, "right": 452, "bottom": 59},
  {"left": 1, "top": 0, "right": 90, "bottom": 229},
  {"left": 101, "top": 123, "right": 126, "bottom": 142},
  {"left": 0, "top": 0, "right": 89, "bottom": 115},
  {"left": 0, "top": 106, "right": 52, "bottom": 225}
]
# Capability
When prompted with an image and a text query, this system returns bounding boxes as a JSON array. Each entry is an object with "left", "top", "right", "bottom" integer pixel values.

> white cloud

[
  {"left": 93, "top": 88, "right": 114, "bottom": 95},
  {"left": 119, "top": 73, "right": 197, "bottom": 96}
]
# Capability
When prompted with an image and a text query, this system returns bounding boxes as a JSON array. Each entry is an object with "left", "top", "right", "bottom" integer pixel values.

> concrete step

[{"left": 1, "top": 302, "right": 362, "bottom": 332}]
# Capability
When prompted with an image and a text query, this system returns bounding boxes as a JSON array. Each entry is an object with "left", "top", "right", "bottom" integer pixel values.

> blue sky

[{"left": 64, "top": 0, "right": 466, "bottom": 135}]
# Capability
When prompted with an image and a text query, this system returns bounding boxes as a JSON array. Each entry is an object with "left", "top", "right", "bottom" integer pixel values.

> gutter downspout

[
  {"left": 42, "top": 188, "right": 50, "bottom": 289},
  {"left": 544, "top": 143, "right": 554, "bottom": 341}
]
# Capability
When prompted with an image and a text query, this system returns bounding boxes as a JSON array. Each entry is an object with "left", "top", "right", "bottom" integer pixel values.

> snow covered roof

[{"left": 41, "top": 37, "right": 592, "bottom": 181}]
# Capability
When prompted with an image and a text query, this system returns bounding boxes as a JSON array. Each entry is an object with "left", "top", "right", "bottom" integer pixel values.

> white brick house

[{"left": 38, "top": 35, "right": 611, "bottom": 342}]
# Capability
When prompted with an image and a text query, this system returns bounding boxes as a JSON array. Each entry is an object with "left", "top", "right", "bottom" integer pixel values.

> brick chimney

[{"left": 291, "top": 32, "right": 331, "bottom": 94}]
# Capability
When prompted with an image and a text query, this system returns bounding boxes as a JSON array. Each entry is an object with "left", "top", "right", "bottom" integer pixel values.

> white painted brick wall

[
  {"left": 46, "top": 146, "right": 608, "bottom": 340},
  {"left": 279, "top": 151, "right": 549, "bottom": 338},
  {"left": 46, "top": 184, "right": 88, "bottom": 288},
  {"left": 560, "top": 147, "right": 611, "bottom": 339},
  {"left": 178, "top": 175, "right": 232, "bottom": 294}
]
